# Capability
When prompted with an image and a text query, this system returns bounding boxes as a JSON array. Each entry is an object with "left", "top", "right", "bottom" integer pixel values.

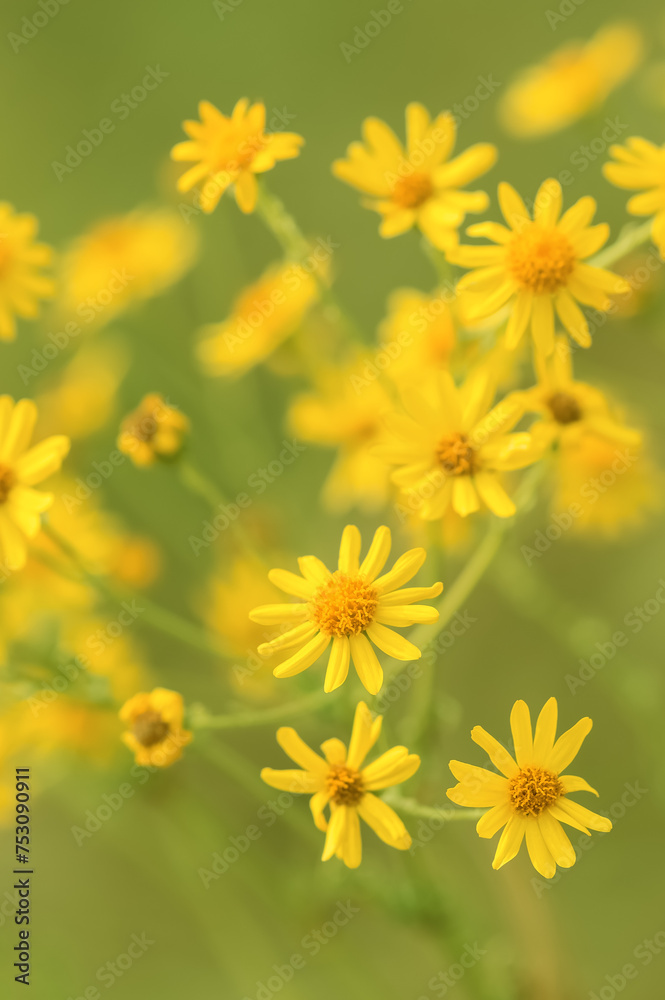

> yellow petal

[
  {"left": 272, "top": 631, "right": 331, "bottom": 678},
  {"left": 347, "top": 700, "right": 382, "bottom": 769},
  {"left": 365, "top": 622, "right": 421, "bottom": 661},
  {"left": 545, "top": 717, "right": 592, "bottom": 773},
  {"left": 276, "top": 727, "right": 328, "bottom": 774},
  {"left": 471, "top": 726, "right": 518, "bottom": 777},
  {"left": 510, "top": 700, "right": 534, "bottom": 767},
  {"left": 373, "top": 547, "right": 426, "bottom": 594},
  {"left": 338, "top": 524, "right": 362, "bottom": 574},
  {"left": 525, "top": 817, "right": 556, "bottom": 878},
  {"left": 323, "top": 635, "right": 351, "bottom": 693},
  {"left": 358, "top": 525, "right": 392, "bottom": 581},
  {"left": 358, "top": 793, "right": 411, "bottom": 850},
  {"left": 533, "top": 697, "right": 558, "bottom": 762},
  {"left": 260, "top": 768, "right": 321, "bottom": 793},
  {"left": 362, "top": 747, "right": 420, "bottom": 790},
  {"left": 476, "top": 802, "right": 511, "bottom": 839},
  {"left": 492, "top": 815, "right": 526, "bottom": 869}
]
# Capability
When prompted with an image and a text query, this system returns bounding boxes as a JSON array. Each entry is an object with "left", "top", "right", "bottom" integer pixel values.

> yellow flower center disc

[
  {"left": 310, "top": 573, "right": 378, "bottom": 638},
  {"left": 508, "top": 766, "right": 564, "bottom": 815},
  {"left": 436, "top": 433, "right": 476, "bottom": 475},
  {"left": 392, "top": 172, "right": 434, "bottom": 209},
  {"left": 326, "top": 764, "right": 365, "bottom": 805},
  {"left": 506, "top": 227, "right": 576, "bottom": 294}
]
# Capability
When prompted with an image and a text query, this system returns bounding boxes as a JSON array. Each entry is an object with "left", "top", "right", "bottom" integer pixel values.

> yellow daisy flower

[
  {"left": 332, "top": 103, "right": 497, "bottom": 250},
  {"left": 262, "top": 700, "right": 419, "bottom": 868},
  {"left": 499, "top": 22, "right": 643, "bottom": 138},
  {"left": 522, "top": 335, "right": 642, "bottom": 450},
  {"left": 119, "top": 688, "right": 192, "bottom": 768},
  {"left": 453, "top": 179, "right": 630, "bottom": 357},
  {"left": 447, "top": 698, "right": 612, "bottom": 878},
  {"left": 249, "top": 525, "right": 442, "bottom": 695},
  {"left": 0, "top": 397, "right": 70, "bottom": 571},
  {"left": 374, "top": 367, "right": 542, "bottom": 520},
  {"left": 171, "top": 98, "right": 304, "bottom": 214},
  {"left": 378, "top": 288, "right": 457, "bottom": 382},
  {"left": 603, "top": 137, "right": 665, "bottom": 253},
  {"left": 288, "top": 355, "right": 393, "bottom": 512},
  {"left": 117, "top": 393, "right": 189, "bottom": 467},
  {"left": 58, "top": 208, "right": 198, "bottom": 330},
  {"left": 197, "top": 260, "right": 320, "bottom": 377},
  {"left": 0, "top": 203, "right": 55, "bottom": 341}
]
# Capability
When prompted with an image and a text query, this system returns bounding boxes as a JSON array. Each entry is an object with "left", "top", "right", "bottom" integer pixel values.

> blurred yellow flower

[
  {"left": 171, "top": 98, "right": 304, "bottom": 214},
  {"left": 58, "top": 208, "right": 198, "bottom": 330},
  {"left": 9, "top": 698, "right": 121, "bottom": 766},
  {"left": 454, "top": 180, "right": 629, "bottom": 357},
  {"left": 288, "top": 355, "right": 393, "bottom": 511},
  {"left": 603, "top": 137, "right": 665, "bottom": 254},
  {"left": 333, "top": 103, "right": 497, "bottom": 250},
  {"left": 117, "top": 393, "right": 189, "bottom": 467},
  {"left": 375, "top": 367, "right": 541, "bottom": 519},
  {"left": 262, "top": 700, "right": 419, "bottom": 868},
  {"left": 197, "top": 260, "right": 320, "bottom": 376},
  {"left": 378, "top": 288, "right": 456, "bottom": 382},
  {"left": 120, "top": 688, "right": 192, "bottom": 768},
  {"left": 499, "top": 23, "right": 642, "bottom": 137},
  {"left": 522, "top": 335, "right": 642, "bottom": 451},
  {"left": 447, "top": 698, "right": 612, "bottom": 878},
  {"left": 36, "top": 340, "right": 129, "bottom": 441},
  {"left": 249, "top": 525, "right": 442, "bottom": 695},
  {"left": 0, "top": 203, "right": 55, "bottom": 341},
  {"left": 0, "top": 397, "right": 69, "bottom": 570},
  {"left": 553, "top": 429, "right": 660, "bottom": 537}
]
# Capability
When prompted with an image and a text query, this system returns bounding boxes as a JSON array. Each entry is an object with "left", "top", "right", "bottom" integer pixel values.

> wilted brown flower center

[
  {"left": 547, "top": 391, "right": 582, "bottom": 424},
  {"left": 509, "top": 766, "right": 564, "bottom": 816},
  {"left": 326, "top": 764, "right": 365, "bottom": 805},
  {"left": 132, "top": 710, "right": 170, "bottom": 747},
  {"left": 310, "top": 573, "right": 378, "bottom": 638},
  {"left": 0, "top": 464, "right": 16, "bottom": 503}
]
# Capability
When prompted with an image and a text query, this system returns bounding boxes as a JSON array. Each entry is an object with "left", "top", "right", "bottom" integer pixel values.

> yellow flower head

[
  {"left": 499, "top": 22, "right": 643, "bottom": 138},
  {"left": 447, "top": 698, "right": 612, "bottom": 878},
  {"left": 454, "top": 179, "right": 630, "bottom": 358},
  {"left": 117, "top": 393, "right": 189, "bottom": 467},
  {"left": 523, "top": 335, "right": 642, "bottom": 451},
  {"left": 171, "top": 98, "right": 304, "bottom": 214},
  {"left": 197, "top": 260, "right": 320, "bottom": 377},
  {"left": 378, "top": 288, "right": 457, "bottom": 382},
  {"left": 288, "top": 354, "right": 393, "bottom": 512},
  {"left": 375, "top": 367, "right": 542, "bottom": 520},
  {"left": 120, "top": 688, "right": 192, "bottom": 768},
  {"left": 0, "top": 203, "right": 55, "bottom": 341},
  {"left": 58, "top": 208, "right": 198, "bottom": 330},
  {"left": 249, "top": 525, "right": 442, "bottom": 695},
  {"left": 603, "top": 137, "right": 665, "bottom": 253},
  {"left": 333, "top": 103, "right": 497, "bottom": 250},
  {"left": 262, "top": 700, "right": 420, "bottom": 868},
  {"left": 0, "top": 397, "right": 69, "bottom": 571}
]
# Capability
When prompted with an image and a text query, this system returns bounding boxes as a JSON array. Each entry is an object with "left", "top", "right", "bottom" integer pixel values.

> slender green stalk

[
  {"left": 590, "top": 219, "right": 653, "bottom": 269},
  {"left": 254, "top": 180, "right": 367, "bottom": 344},
  {"left": 41, "top": 520, "right": 230, "bottom": 659},
  {"left": 188, "top": 689, "right": 331, "bottom": 730},
  {"left": 384, "top": 792, "right": 484, "bottom": 824}
]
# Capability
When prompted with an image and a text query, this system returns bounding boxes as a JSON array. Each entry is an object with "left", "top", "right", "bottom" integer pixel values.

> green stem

[
  {"left": 590, "top": 219, "right": 653, "bottom": 269},
  {"left": 254, "top": 180, "right": 367, "bottom": 344},
  {"left": 384, "top": 792, "right": 484, "bottom": 824},
  {"left": 188, "top": 689, "right": 331, "bottom": 730},
  {"left": 41, "top": 520, "right": 230, "bottom": 659}
]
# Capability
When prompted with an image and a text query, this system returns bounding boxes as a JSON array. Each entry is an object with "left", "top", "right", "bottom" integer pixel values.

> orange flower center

[
  {"left": 310, "top": 573, "right": 378, "bottom": 638},
  {"left": 506, "top": 228, "right": 576, "bottom": 294},
  {"left": 547, "top": 391, "right": 582, "bottom": 424},
  {"left": 392, "top": 172, "right": 434, "bottom": 209},
  {"left": 508, "top": 766, "right": 564, "bottom": 816},
  {"left": 0, "top": 464, "right": 16, "bottom": 503},
  {"left": 326, "top": 764, "right": 364, "bottom": 805},
  {"left": 132, "top": 710, "right": 170, "bottom": 747},
  {"left": 436, "top": 433, "right": 476, "bottom": 476}
]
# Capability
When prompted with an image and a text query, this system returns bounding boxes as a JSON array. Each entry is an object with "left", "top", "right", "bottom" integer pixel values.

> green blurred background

[{"left": 1, "top": 0, "right": 665, "bottom": 997}]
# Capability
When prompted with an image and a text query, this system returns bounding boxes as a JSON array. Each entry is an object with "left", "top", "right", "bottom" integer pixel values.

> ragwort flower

[
  {"left": 0, "top": 203, "right": 55, "bottom": 341},
  {"left": 120, "top": 688, "right": 192, "bottom": 768}
]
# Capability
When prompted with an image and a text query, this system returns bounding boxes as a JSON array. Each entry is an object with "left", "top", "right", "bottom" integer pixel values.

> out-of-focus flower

[
  {"left": 447, "top": 698, "right": 612, "bottom": 878},
  {"left": 522, "top": 335, "right": 642, "bottom": 450},
  {"left": 288, "top": 355, "right": 393, "bottom": 511},
  {"left": 453, "top": 180, "right": 630, "bottom": 358},
  {"left": 120, "top": 688, "right": 192, "bottom": 768},
  {"left": 0, "top": 397, "right": 70, "bottom": 570},
  {"left": 0, "top": 203, "right": 55, "bottom": 341},
  {"left": 249, "top": 525, "right": 442, "bottom": 695},
  {"left": 333, "top": 103, "right": 497, "bottom": 250},
  {"left": 262, "top": 701, "right": 419, "bottom": 868},
  {"left": 8, "top": 698, "right": 121, "bottom": 766},
  {"left": 375, "top": 367, "right": 542, "bottom": 519},
  {"left": 378, "top": 288, "right": 456, "bottom": 382},
  {"left": 603, "top": 137, "right": 665, "bottom": 254},
  {"left": 36, "top": 340, "right": 129, "bottom": 441},
  {"left": 204, "top": 555, "right": 283, "bottom": 701},
  {"left": 58, "top": 208, "right": 198, "bottom": 330},
  {"left": 552, "top": 429, "right": 661, "bottom": 536},
  {"left": 171, "top": 98, "right": 304, "bottom": 214},
  {"left": 499, "top": 23, "right": 643, "bottom": 138},
  {"left": 197, "top": 260, "right": 320, "bottom": 376},
  {"left": 117, "top": 393, "right": 188, "bottom": 467}
]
